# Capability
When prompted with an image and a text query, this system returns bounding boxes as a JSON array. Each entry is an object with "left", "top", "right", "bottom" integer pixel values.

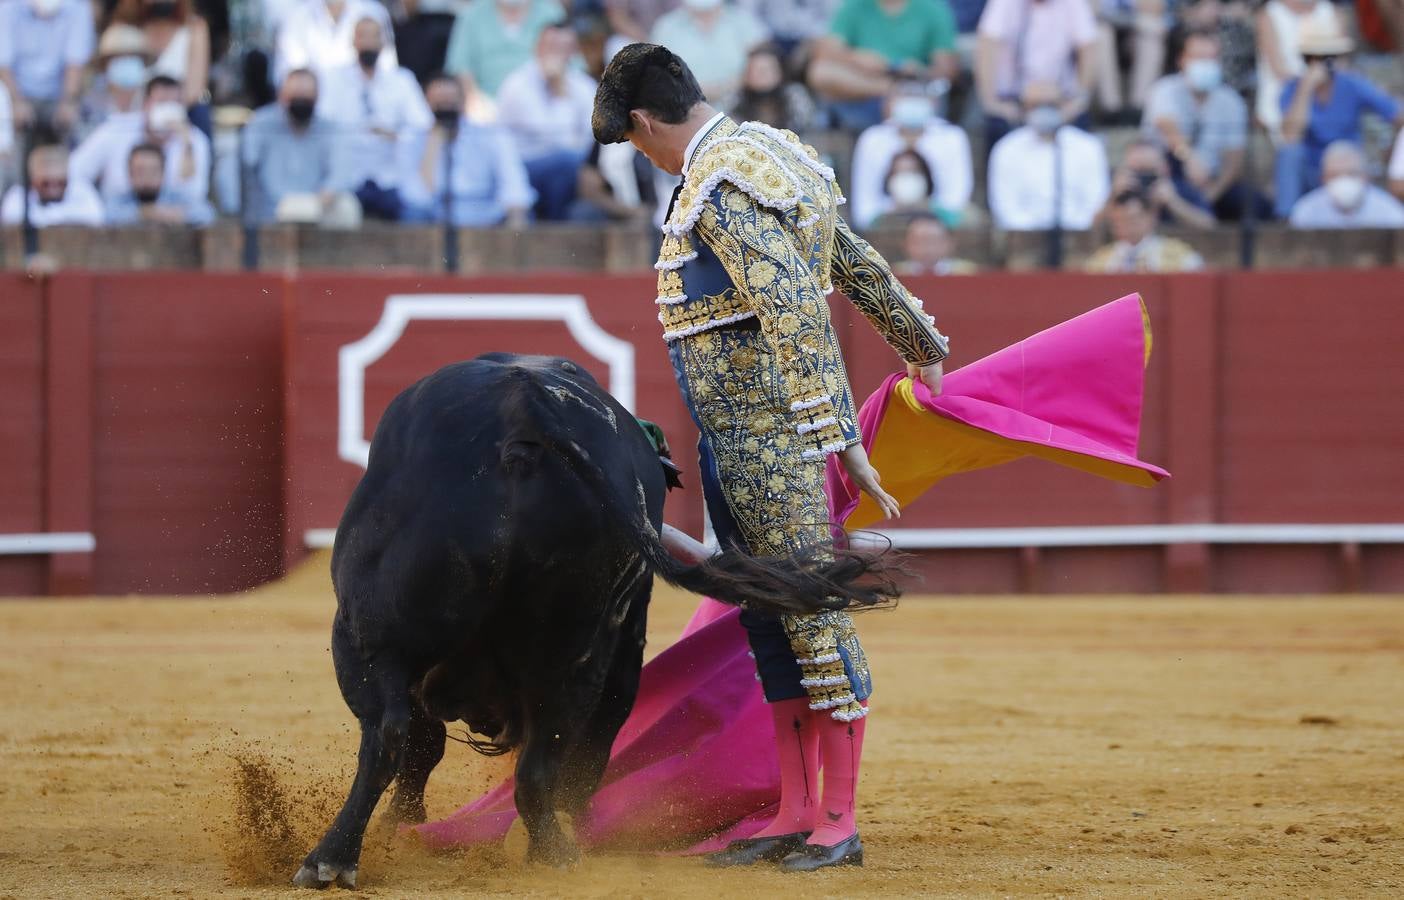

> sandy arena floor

[{"left": 1, "top": 555, "right": 1402, "bottom": 898}]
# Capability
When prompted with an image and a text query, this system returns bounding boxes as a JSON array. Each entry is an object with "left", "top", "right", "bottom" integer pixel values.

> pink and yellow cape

[{"left": 413, "top": 293, "right": 1169, "bottom": 853}]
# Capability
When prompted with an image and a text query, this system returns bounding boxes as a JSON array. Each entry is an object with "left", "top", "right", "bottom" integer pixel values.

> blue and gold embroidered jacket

[{"left": 654, "top": 117, "right": 950, "bottom": 461}]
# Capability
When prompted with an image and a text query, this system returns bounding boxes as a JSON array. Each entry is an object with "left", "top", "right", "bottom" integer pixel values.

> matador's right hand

[{"left": 839, "top": 443, "right": 901, "bottom": 522}]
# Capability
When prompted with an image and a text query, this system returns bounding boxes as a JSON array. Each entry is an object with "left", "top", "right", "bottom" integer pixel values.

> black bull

[{"left": 294, "top": 352, "right": 900, "bottom": 888}]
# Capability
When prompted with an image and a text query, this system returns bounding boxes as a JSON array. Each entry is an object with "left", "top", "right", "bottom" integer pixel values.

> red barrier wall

[{"left": 3, "top": 269, "right": 1402, "bottom": 596}]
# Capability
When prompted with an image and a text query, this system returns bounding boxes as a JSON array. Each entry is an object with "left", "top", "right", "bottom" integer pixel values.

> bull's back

[{"left": 331, "top": 354, "right": 661, "bottom": 638}]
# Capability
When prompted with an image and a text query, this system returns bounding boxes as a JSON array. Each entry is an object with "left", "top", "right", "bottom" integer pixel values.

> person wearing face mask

[
  {"left": 1, "top": 143, "right": 105, "bottom": 227},
  {"left": 730, "top": 44, "right": 817, "bottom": 134},
  {"left": 105, "top": 141, "right": 215, "bottom": 225},
  {"left": 987, "top": 79, "right": 1109, "bottom": 231},
  {"left": 1143, "top": 28, "right": 1268, "bottom": 222},
  {"left": 496, "top": 20, "right": 598, "bottom": 220},
  {"left": 277, "top": 0, "right": 399, "bottom": 85},
  {"left": 871, "top": 149, "right": 938, "bottom": 227},
  {"left": 650, "top": 0, "right": 771, "bottom": 105},
  {"left": 1274, "top": 22, "right": 1404, "bottom": 218},
  {"left": 318, "top": 17, "right": 433, "bottom": 221},
  {"left": 75, "top": 25, "right": 151, "bottom": 143},
  {"left": 241, "top": 68, "right": 359, "bottom": 225},
  {"left": 0, "top": 0, "right": 96, "bottom": 137},
  {"left": 850, "top": 80, "right": 972, "bottom": 228},
  {"left": 400, "top": 72, "right": 535, "bottom": 227},
  {"left": 70, "top": 74, "right": 211, "bottom": 207},
  {"left": 1288, "top": 139, "right": 1404, "bottom": 228},
  {"left": 108, "top": 0, "right": 213, "bottom": 135}
]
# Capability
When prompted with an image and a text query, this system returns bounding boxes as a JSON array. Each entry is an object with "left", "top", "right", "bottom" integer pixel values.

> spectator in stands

[
  {"left": 1085, "top": 188, "right": 1204, "bottom": 272},
  {"left": 1275, "top": 23, "right": 1404, "bottom": 218},
  {"left": 1254, "top": 0, "right": 1344, "bottom": 137},
  {"left": 850, "top": 80, "right": 972, "bottom": 228},
  {"left": 241, "top": 69, "right": 358, "bottom": 226},
  {"left": 401, "top": 73, "right": 534, "bottom": 228},
  {"left": 1, "top": 143, "right": 105, "bottom": 227},
  {"left": 445, "top": 0, "right": 563, "bottom": 108},
  {"left": 319, "top": 16, "right": 432, "bottom": 221},
  {"left": 605, "top": 0, "right": 680, "bottom": 44},
  {"left": 650, "top": 0, "right": 770, "bottom": 105},
  {"left": 1288, "top": 140, "right": 1404, "bottom": 228},
  {"left": 276, "top": 0, "right": 397, "bottom": 85},
  {"left": 1107, "top": 139, "right": 1216, "bottom": 229},
  {"left": 1143, "top": 28, "right": 1268, "bottom": 222},
  {"left": 78, "top": 25, "right": 151, "bottom": 142},
  {"left": 0, "top": 0, "right": 96, "bottom": 137},
  {"left": 113, "top": 0, "right": 213, "bottom": 134},
  {"left": 1390, "top": 128, "right": 1404, "bottom": 203},
  {"left": 808, "top": 0, "right": 959, "bottom": 131},
  {"left": 1094, "top": 0, "right": 1167, "bottom": 125},
  {"left": 570, "top": 141, "right": 658, "bottom": 222},
  {"left": 497, "top": 20, "right": 596, "bottom": 220},
  {"left": 976, "top": 0, "right": 1096, "bottom": 152},
  {"left": 105, "top": 141, "right": 215, "bottom": 225},
  {"left": 392, "top": 0, "right": 459, "bottom": 85},
  {"left": 71, "top": 75, "right": 211, "bottom": 207},
  {"left": 735, "top": 0, "right": 841, "bottom": 64},
  {"left": 1181, "top": 0, "right": 1255, "bottom": 95},
  {"left": 868, "top": 149, "right": 939, "bottom": 228},
  {"left": 573, "top": 10, "right": 613, "bottom": 80},
  {"left": 896, "top": 212, "right": 976, "bottom": 274},
  {"left": 987, "top": 80, "right": 1109, "bottom": 231},
  {"left": 0, "top": 82, "right": 13, "bottom": 187},
  {"left": 731, "top": 44, "right": 817, "bottom": 132}
]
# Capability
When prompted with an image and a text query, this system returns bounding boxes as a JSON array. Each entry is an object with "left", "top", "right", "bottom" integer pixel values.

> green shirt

[
  {"left": 830, "top": 0, "right": 956, "bottom": 65},
  {"left": 444, "top": 0, "right": 565, "bottom": 98}
]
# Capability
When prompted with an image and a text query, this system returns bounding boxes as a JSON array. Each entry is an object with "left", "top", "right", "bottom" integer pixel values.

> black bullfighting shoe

[
  {"left": 703, "top": 832, "right": 810, "bottom": 867},
  {"left": 779, "top": 833, "right": 864, "bottom": 871}
]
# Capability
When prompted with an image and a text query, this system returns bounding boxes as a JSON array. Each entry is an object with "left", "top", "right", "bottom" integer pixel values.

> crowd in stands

[{"left": 0, "top": 0, "right": 1401, "bottom": 274}]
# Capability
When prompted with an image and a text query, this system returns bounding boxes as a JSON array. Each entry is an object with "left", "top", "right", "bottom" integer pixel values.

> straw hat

[
  {"left": 97, "top": 24, "right": 152, "bottom": 62},
  {"left": 1297, "top": 20, "right": 1355, "bottom": 57}
]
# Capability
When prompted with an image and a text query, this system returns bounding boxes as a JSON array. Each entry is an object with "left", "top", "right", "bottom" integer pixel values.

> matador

[{"left": 592, "top": 44, "right": 950, "bottom": 871}]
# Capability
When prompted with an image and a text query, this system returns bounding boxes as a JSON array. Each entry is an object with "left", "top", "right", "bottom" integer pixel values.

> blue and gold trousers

[{"left": 669, "top": 322, "right": 871, "bottom": 721}]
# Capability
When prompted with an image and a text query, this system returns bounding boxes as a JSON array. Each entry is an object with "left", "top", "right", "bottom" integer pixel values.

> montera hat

[{"left": 592, "top": 43, "right": 700, "bottom": 144}]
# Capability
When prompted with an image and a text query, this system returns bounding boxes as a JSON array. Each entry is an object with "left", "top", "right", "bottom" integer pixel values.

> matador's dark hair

[{"left": 592, "top": 43, "right": 706, "bottom": 144}]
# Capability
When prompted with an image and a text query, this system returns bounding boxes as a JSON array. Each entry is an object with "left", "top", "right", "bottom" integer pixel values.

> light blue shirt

[
  {"left": 444, "top": 0, "right": 564, "bottom": 98},
  {"left": 1289, "top": 184, "right": 1404, "bottom": 229},
  {"left": 106, "top": 187, "right": 215, "bottom": 227},
  {"left": 240, "top": 104, "right": 348, "bottom": 224},
  {"left": 400, "top": 120, "right": 535, "bottom": 227},
  {"left": 0, "top": 0, "right": 95, "bottom": 102}
]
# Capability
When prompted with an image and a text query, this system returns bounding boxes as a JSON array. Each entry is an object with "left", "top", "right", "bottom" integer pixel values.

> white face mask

[
  {"left": 888, "top": 171, "right": 930, "bottom": 206},
  {"left": 107, "top": 56, "right": 148, "bottom": 91},
  {"left": 1325, "top": 175, "right": 1366, "bottom": 210},
  {"left": 891, "top": 96, "right": 934, "bottom": 129},
  {"left": 684, "top": 0, "right": 723, "bottom": 10},
  {"left": 30, "top": 0, "right": 63, "bottom": 16},
  {"left": 147, "top": 100, "right": 187, "bottom": 136},
  {"left": 1185, "top": 59, "right": 1222, "bottom": 92}
]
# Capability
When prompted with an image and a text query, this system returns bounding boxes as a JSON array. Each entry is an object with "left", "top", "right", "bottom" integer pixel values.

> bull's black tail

[{"left": 532, "top": 436, "right": 904, "bottom": 617}]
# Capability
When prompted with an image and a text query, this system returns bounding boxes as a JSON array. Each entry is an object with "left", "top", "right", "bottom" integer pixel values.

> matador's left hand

[
  {"left": 839, "top": 443, "right": 901, "bottom": 521},
  {"left": 907, "top": 361, "right": 943, "bottom": 396}
]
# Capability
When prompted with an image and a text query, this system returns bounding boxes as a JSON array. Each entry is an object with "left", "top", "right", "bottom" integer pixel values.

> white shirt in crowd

[
  {"left": 1, "top": 181, "right": 105, "bottom": 227},
  {"left": 1390, "top": 129, "right": 1404, "bottom": 185},
  {"left": 495, "top": 59, "right": 597, "bottom": 161},
  {"left": 69, "top": 113, "right": 212, "bottom": 205},
  {"left": 318, "top": 61, "right": 432, "bottom": 189},
  {"left": 987, "top": 125, "right": 1109, "bottom": 230},
  {"left": 849, "top": 119, "right": 973, "bottom": 229},
  {"left": 275, "top": 0, "right": 397, "bottom": 84},
  {"left": 1289, "top": 183, "right": 1404, "bottom": 229}
]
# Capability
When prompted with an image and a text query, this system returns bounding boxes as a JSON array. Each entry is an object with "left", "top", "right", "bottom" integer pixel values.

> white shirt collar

[{"left": 683, "top": 111, "right": 727, "bottom": 176}]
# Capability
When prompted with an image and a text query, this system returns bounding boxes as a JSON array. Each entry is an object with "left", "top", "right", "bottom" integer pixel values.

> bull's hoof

[
  {"left": 292, "top": 861, "right": 358, "bottom": 890},
  {"left": 526, "top": 840, "right": 580, "bottom": 870}
]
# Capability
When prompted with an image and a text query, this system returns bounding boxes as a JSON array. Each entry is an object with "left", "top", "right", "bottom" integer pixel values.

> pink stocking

[
  {"left": 806, "top": 704, "right": 867, "bottom": 847},
  {"left": 751, "top": 697, "right": 820, "bottom": 837}
]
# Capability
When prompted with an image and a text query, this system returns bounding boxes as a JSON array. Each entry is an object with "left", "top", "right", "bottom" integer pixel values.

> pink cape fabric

[{"left": 413, "top": 294, "right": 1168, "bottom": 854}]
